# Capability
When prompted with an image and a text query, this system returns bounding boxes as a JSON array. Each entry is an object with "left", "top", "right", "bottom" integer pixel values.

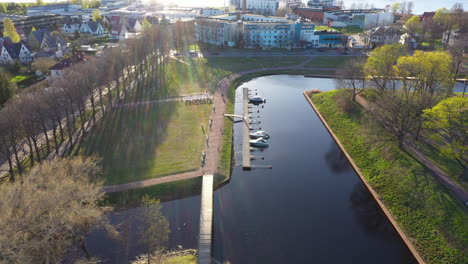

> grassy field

[
  {"left": 81, "top": 102, "right": 211, "bottom": 185},
  {"left": 165, "top": 255, "right": 196, "bottom": 264},
  {"left": 81, "top": 56, "right": 317, "bottom": 186},
  {"left": 310, "top": 90, "right": 467, "bottom": 264},
  {"left": 10, "top": 75, "right": 32, "bottom": 83},
  {"left": 305, "top": 56, "right": 358, "bottom": 68}
]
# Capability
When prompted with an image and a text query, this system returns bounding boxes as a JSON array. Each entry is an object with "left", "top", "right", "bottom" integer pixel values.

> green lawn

[
  {"left": 82, "top": 56, "right": 311, "bottom": 186},
  {"left": 165, "top": 255, "right": 196, "bottom": 264},
  {"left": 81, "top": 102, "right": 211, "bottom": 185},
  {"left": 10, "top": 75, "right": 32, "bottom": 83},
  {"left": 310, "top": 90, "right": 467, "bottom": 264},
  {"left": 305, "top": 56, "right": 358, "bottom": 68}
]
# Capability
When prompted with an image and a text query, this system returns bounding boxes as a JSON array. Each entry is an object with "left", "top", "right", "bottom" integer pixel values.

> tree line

[
  {"left": 337, "top": 43, "right": 467, "bottom": 171},
  {"left": 0, "top": 25, "right": 172, "bottom": 183}
]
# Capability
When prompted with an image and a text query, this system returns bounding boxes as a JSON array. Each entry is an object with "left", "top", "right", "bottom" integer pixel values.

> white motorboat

[
  {"left": 249, "top": 96, "right": 265, "bottom": 103},
  {"left": 250, "top": 138, "right": 269, "bottom": 148},
  {"left": 250, "top": 130, "right": 270, "bottom": 139}
]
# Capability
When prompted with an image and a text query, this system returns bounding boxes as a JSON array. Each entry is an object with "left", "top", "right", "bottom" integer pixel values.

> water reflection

[
  {"left": 350, "top": 183, "right": 394, "bottom": 237},
  {"left": 324, "top": 142, "right": 352, "bottom": 173}
]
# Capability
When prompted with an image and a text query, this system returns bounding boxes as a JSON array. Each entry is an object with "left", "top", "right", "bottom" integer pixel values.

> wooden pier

[
  {"left": 242, "top": 88, "right": 252, "bottom": 170},
  {"left": 197, "top": 174, "right": 214, "bottom": 264}
]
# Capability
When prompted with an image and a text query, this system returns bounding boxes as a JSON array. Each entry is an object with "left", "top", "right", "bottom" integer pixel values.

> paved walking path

[
  {"left": 103, "top": 169, "right": 203, "bottom": 193},
  {"left": 102, "top": 60, "right": 335, "bottom": 193},
  {"left": 355, "top": 95, "right": 468, "bottom": 205}
]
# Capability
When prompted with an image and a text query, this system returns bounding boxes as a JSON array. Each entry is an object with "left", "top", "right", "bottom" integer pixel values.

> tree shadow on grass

[{"left": 81, "top": 101, "right": 177, "bottom": 185}]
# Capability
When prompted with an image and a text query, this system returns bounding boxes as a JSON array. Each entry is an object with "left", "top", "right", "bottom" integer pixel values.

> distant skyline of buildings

[{"left": 0, "top": 0, "right": 464, "bottom": 14}]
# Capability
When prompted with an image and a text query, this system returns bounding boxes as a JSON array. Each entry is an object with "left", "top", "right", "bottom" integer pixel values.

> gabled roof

[
  {"left": 88, "top": 21, "right": 102, "bottom": 32},
  {"left": 31, "top": 29, "right": 50, "bottom": 43},
  {"left": 49, "top": 52, "right": 88, "bottom": 71},
  {"left": 43, "top": 35, "right": 65, "bottom": 49},
  {"left": 0, "top": 41, "right": 29, "bottom": 59},
  {"left": 126, "top": 17, "right": 139, "bottom": 29},
  {"left": 110, "top": 15, "right": 121, "bottom": 24},
  {"left": 111, "top": 24, "right": 126, "bottom": 35}
]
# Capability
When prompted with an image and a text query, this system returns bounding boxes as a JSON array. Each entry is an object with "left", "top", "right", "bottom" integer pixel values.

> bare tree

[
  {"left": 0, "top": 157, "right": 109, "bottom": 263},
  {"left": 336, "top": 57, "right": 367, "bottom": 101}
]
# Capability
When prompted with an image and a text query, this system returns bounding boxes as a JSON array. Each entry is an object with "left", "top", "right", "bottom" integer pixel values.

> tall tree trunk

[
  {"left": 25, "top": 136, "right": 35, "bottom": 167},
  {"left": 31, "top": 137, "right": 41, "bottom": 163},
  {"left": 41, "top": 121, "right": 50, "bottom": 155}
]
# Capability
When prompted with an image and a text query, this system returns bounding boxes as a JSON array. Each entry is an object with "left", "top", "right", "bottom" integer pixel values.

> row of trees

[
  {"left": 404, "top": 4, "right": 467, "bottom": 48},
  {"left": 0, "top": 25, "right": 172, "bottom": 182},
  {"left": 337, "top": 44, "right": 455, "bottom": 148}
]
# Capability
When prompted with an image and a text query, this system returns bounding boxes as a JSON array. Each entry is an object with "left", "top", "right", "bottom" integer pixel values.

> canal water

[{"left": 79, "top": 76, "right": 416, "bottom": 263}]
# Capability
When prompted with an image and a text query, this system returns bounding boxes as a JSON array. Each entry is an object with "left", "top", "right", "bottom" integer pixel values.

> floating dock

[
  {"left": 197, "top": 174, "right": 214, "bottom": 264},
  {"left": 242, "top": 88, "right": 252, "bottom": 170}
]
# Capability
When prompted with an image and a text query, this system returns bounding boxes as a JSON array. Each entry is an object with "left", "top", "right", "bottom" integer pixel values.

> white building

[
  {"left": 324, "top": 9, "right": 394, "bottom": 29},
  {"left": 246, "top": 0, "right": 279, "bottom": 16},
  {"left": 200, "top": 8, "right": 226, "bottom": 17},
  {"left": 242, "top": 21, "right": 296, "bottom": 49},
  {"left": 195, "top": 19, "right": 240, "bottom": 47},
  {"left": 27, "top": 4, "right": 82, "bottom": 16}
]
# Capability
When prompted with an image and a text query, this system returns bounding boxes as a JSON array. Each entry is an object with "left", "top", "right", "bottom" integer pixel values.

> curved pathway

[{"left": 103, "top": 59, "right": 334, "bottom": 193}]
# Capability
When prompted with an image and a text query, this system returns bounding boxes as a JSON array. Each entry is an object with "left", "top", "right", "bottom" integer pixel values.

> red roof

[{"left": 49, "top": 53, "right": 88, "bottom": 71}]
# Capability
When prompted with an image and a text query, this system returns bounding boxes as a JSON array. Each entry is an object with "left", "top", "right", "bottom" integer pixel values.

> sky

[
  {"left": 0, "top": 0, "right": 463, "bottom": 14},
  {"left": 149, "top": 0, "right": 463, "bottom": 14}
]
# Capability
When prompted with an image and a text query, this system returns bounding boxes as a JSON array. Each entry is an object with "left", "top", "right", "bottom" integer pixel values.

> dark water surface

[
  {"left": 212, "top": 75, "right": 415, "bottom": 263},
  {"left": 79, "top": 76, "right": 416, "bottom": 264}
]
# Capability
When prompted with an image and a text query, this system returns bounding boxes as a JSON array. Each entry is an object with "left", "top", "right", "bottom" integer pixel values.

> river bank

[{"left": 307, "top": 89, "right": 467, "bottom": 264}]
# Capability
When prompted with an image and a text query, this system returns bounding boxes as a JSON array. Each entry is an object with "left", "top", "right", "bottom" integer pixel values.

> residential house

[
  {"left": 399, "top": 33, "right": 417, "bottom": 49},
  {"left": 110, "top": 24, "right": 128, "bottom": 40},
  {"left": 62, "top": 23, "right": 81, "bottom": 34},
  {"left": 126, "top": 18, "right": 142, "bottom": 32},
  {"left": 87, "top": 21, "right": 105, "bottom": 35},
  {"left": 363, "top": 26, "right": 402, "bottom": 47},
  {"left": 49, "top": 52, "right": 86, "bottom": 78},
  {"left": 0, "top": 38, "right": 33, "bottom": 64},
  {"left": 442, "top": 28, "right": 468, "bottom": 47},
  {"left": 28, "top": 29, "right": 67, "bottom": 57}
]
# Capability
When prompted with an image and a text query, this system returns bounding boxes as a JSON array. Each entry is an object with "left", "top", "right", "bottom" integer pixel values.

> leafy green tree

[
  {"left": 404, "top": 15, "right": 421, "bottom": 37},
  {"left": 423, "top": 97, "right": 468, "bottom": 169},
  {"left": 36, "top": 0, "right": 44, "bottom": 5},
  {"left": 365, "top": 44, "right": 408, "bottom": 92},
  {"left": 74, "top": 29, "right": 81, "bottom": 39},
  {"left": 391, "top": 3, "right": 401, "bottom": 14},
  {"left": 142, "top": 18, "right": 152, "bottom": 31},
  {"left": 92, "top": 8, "right": 101, "bottom": 22},
  {"left": 138, "top": 195, "right": 170, "bottom": 263},
  {"left": 3, "top": 18, "right": 20, "bottom": 43},
  {"left": 0, "top": 73, "right": 11, "bottom": 107},
  {"left": 0, "top": 3, "right": 7, "bottom": 13}
]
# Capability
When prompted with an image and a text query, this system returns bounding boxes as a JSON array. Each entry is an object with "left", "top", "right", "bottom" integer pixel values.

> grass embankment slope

[
  {"left": 305, "top": 56, "right": 359, "bottom": 68},
  {"left": 310, "top": 90, "right": 467, "bottom": 264}
]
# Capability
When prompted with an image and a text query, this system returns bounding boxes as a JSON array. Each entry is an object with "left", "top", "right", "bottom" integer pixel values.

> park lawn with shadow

[
  {"left": 310, "top": 89, "right": 468, "bottom": 264},
  {"left": 81, "top": 101, "right": 211, "bottom": 185}
]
